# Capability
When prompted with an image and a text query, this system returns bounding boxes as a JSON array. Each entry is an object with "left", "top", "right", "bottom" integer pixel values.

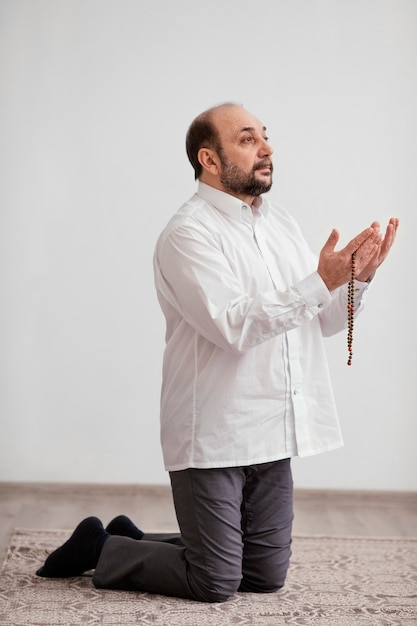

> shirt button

[{"left": 318, "top": 303, "right": 323, "bottom": 308}]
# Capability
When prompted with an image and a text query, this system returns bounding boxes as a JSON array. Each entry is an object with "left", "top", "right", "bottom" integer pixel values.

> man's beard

[{"left": 219, "top": 152, "right": 273, "bottom": 197}]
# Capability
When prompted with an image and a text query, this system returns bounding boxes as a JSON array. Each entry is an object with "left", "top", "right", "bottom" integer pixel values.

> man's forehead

[{"left": 213, "top": 106, "right": 266, "bottom": 136}]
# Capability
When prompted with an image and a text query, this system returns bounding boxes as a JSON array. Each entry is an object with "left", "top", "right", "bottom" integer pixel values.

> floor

[{"left": 1, "top": 482, "right": 416, "bottom": 564}]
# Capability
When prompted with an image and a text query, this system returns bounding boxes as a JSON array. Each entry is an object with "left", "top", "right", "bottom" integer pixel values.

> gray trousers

[{"left": 93, "top": 459, "right": 293, "bottom": 603}]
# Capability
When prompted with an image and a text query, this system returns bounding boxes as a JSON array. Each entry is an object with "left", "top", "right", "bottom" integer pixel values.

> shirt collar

[{"left": 197, "top": 181, "right": 269, "bottom": 223}]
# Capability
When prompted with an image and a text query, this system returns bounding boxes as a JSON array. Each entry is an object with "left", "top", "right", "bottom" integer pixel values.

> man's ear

[{"left": 197, "top": 148, "right": 220, "bottom": 176}]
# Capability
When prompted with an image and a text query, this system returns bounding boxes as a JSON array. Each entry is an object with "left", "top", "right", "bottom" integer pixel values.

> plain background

[{"left": 1, "top": 0, "right": 416, "bottom": 490}]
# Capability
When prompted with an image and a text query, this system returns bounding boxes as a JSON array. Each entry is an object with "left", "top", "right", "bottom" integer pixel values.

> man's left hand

[{"left": 355, "top": 217, "right": 399, "bottom": 282}]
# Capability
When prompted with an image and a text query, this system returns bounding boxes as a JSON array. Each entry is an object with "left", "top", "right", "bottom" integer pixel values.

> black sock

[
  {"left": 36, "top": 517, "right": 109, "bottom": 578},
  {"left": 106, "top": 515, "right": 144, "bottom": 540}
]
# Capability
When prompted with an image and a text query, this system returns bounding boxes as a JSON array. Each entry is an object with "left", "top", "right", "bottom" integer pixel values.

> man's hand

[
  {"left": 355, "top": 218, "right": 399, "bottom": 282},
  {"left": 317, "top": 218, "right": 399, "bottom": 292}
]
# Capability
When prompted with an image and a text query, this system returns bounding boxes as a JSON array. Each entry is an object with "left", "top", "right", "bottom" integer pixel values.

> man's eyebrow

[{"left": 238, "top": 126, "right": 267, "bottom": 134}]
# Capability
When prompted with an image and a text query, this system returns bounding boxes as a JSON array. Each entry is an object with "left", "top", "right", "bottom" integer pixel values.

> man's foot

[
  {"left": 106, "top": 515, "right": 144, "bottom": 540},
  {"left": 36, "top": 517, "right": 109, "bottom": 578}
]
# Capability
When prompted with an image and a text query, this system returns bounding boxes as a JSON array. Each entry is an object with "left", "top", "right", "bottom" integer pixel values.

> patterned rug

[{"left": 0, "top": 529, "right": 416, "bottom": 625}]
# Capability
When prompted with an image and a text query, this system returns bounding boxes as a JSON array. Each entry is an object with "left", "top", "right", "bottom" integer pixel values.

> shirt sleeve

[
  {"left": 155, "top": 223, "right": 336, "bottom": 355},
  {"left": 318, "top": 279, "right": 370, "bottom": 337}
]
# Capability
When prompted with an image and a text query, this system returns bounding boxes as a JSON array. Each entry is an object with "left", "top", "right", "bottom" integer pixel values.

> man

[{"left": 36, "top": 103, "right": 398, "bottom": 602}]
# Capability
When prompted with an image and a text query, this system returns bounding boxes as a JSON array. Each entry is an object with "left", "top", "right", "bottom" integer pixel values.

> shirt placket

[{"left": 251, "top": 214, "right": 299, "bottom": 455}]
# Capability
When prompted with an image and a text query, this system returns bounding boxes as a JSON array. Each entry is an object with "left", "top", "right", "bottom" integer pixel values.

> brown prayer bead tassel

[{"left": 347, "top": 251, "right": 356, "bottom": 366}]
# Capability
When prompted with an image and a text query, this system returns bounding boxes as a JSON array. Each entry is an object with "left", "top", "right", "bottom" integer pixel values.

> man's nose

[{"left": 259, "top": 138, "right": 273, "bottom": 157}]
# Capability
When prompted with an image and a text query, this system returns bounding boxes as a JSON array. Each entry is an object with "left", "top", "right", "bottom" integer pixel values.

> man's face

[
  {"left": 213, "top": 106, "right": 274, "bottom": 200},
  {"left": 218, "top": 149, "right": 273, "bottom": 198}
]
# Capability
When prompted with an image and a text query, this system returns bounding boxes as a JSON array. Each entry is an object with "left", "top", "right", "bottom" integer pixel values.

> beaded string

[{"left": 347, "top": 251, "right": 356, "bottom": 366}]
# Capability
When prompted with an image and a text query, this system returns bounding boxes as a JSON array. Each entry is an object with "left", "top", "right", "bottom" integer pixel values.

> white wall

[{"left": 1, "top": 0, "right": 415, "bottom": 490}]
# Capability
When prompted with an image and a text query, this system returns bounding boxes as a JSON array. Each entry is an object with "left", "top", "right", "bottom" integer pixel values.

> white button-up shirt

[{"left": 153, "top": 182, "right": 369, "bottom": 471}]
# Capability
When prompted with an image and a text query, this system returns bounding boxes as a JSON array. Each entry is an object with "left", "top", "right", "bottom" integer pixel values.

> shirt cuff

[
  {"left": 295, "top": 271, "right": 333, "bottom": 310},
  {"left": 353, "top": 278, "right": 371, "bottom": 297}
]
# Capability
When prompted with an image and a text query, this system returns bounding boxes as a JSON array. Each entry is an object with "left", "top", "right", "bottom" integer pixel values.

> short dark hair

[
  {"left": 185, "top": 109, "right": 221, "bottom": 180},
  {"left": 185, "top": 103, "right": 241, "bottom": 180}
]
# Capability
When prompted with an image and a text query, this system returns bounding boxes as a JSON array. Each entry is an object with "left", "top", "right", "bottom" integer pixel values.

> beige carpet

[{"left": 0, "top": 529, "right": 416, "bottom": 625}]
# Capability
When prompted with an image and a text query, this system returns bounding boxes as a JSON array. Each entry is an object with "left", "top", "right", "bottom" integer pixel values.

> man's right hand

[{"left": 317, "top": 226, "right": 382, "bottom": 292}]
